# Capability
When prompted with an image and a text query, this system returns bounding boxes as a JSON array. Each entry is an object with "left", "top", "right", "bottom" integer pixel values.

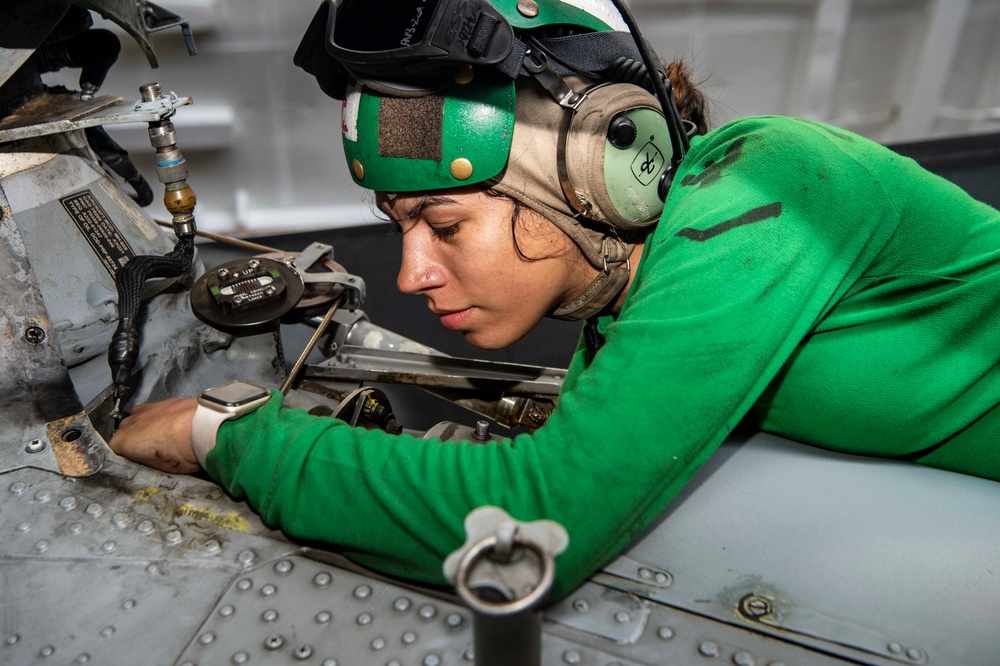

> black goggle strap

[
  {"left": 466, "top": 12, "right": 506, "bottom": 58},
  {"left": 498, "top": 31, "right": 648, "bottom": 80}
]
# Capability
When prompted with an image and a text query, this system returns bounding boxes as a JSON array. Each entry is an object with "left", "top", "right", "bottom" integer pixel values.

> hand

[{"left": 109, "top": 398, "right": 200, "bottom": 474}]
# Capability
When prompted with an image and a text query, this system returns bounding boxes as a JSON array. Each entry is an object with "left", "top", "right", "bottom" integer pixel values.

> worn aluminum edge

[{"left": 306, "top": 346, "right": 565, "bottom": 395}]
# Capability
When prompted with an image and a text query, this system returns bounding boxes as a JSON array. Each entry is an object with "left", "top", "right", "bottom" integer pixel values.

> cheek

[{"left": 451, "top": 225, "right": 521, "bottom": 284}]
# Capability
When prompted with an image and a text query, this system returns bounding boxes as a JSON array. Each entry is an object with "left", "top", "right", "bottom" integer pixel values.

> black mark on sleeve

[
  {"left": 674, "top": 202, "right": 783, "bottom": 242},
  {"left": 680, "top": 136, "right": 750, "bottom": 188}
]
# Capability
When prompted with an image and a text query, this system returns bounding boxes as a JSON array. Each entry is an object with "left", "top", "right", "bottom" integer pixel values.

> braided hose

[
  {"left": 108, "top": 83, "right": 199, "bottom": 424},
  {"left": 107, "top": 235, "right": 195, "bottom": 397}
]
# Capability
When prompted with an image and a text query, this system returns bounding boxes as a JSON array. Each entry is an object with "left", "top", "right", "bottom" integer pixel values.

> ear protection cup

[{"left": 558, "top": 83, "right": 673, "bottom": 230}]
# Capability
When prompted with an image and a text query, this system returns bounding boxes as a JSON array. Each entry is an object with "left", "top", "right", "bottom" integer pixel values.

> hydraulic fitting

[{"left": 140, "top": 82, "right": 197, "bottom": 238}]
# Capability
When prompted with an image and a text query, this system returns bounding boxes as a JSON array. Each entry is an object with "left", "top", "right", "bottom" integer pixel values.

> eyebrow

[{"left": 380, "top": 195, "right": 461, "bottom": 223}]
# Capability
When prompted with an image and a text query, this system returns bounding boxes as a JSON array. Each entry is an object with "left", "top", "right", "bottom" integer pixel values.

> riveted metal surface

[
  {"left": 541, "top": 580, "right": 857, "bottom": 666},
  {"left": 177, "top": 554, "right": 474, "bottom": 665},
  {"left": 592, "top": 433, "right": 1000, "bottom": 665},
  {"left": 0, "top": 466, "right": 288, "bottom": 567},
  {"left": 546, "top": 583, "right": 649, "bottom": 644},
  {"left": 0, "top": 557, "right": 232, "bottom": 666},
  {"left": 601, "top": 556, "right": 673, "bottom": 590}
]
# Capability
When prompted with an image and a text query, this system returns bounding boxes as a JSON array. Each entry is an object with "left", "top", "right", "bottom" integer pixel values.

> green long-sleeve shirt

[{"left": 205, "top": 116, "right": 1000, "bottom": 598}]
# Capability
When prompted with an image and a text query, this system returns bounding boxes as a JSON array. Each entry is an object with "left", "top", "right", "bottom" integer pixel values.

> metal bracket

[
  {"left": 523, "top": 48, "right": 588, "bottom": 111},
  {"left": 133, "top": 90, "right": 192, "bottom": 115},
  {"left": 308, "top": 346, "right": 563, "bottom": 395},
  {"left": 291, "top": 242, "right": 366, "bottom": 309},
  {"left": 0, "top": 93, "right": 192, "bottom": 143},
  {"left": 76, "top": 0, "right": 197, "bottom": 67}
]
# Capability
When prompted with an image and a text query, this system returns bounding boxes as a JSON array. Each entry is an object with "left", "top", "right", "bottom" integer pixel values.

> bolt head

[
  {"left": 25, "top": 439, "right": 45, "bottom": 454},
  {"left": 738, "top": 594, "right": 772, "bottom": 619},
  {"left": 24, "top": 326, "right": 46, "bottom": 344}
]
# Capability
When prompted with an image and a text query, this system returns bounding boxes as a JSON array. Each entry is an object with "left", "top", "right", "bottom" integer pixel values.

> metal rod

[
  {"left": 153, "top": 219, "right": 280, "bottom": 254},
  {"left": 279, "top": 297, "right": 343, "bottom": 395}
]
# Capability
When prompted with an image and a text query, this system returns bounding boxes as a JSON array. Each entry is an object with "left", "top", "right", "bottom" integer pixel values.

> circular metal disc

[{"left": 190, "top": 257, "right": 305, "bottom": 333}]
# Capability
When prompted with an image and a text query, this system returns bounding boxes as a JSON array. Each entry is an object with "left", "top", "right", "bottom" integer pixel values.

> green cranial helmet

[
  {"left": 293, "top": 0, "right": 683, "bottom": 195},
  {"left": 340, "top": 69, "right": 516, "bottom": 192}
]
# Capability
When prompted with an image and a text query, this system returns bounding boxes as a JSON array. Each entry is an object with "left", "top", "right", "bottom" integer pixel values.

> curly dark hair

[{"left": 665, "top": 60, "right": 710, "bottom": 135}]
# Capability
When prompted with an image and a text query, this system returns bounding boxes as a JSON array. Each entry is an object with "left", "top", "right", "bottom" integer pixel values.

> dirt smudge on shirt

[{"left": 681, "top": 136, "right": 750, "bottom": 188}]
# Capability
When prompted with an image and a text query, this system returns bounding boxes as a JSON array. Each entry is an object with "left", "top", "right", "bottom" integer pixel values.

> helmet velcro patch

[{"left": 378, "top": 95, "right": 445, "bottom": 161}]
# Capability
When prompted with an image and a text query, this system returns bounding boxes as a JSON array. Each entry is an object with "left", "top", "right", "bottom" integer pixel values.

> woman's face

[{"left": 381, "top": 187, "right": 596, "bottom": 349}]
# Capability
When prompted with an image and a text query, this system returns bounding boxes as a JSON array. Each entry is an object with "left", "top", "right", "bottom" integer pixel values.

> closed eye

[{"left": 431, "top": 222, "right": 460, "bottom": 239}]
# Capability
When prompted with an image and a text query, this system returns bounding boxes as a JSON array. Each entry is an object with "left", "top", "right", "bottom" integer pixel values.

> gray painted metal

[
  {"left": 595, "top": 433, "right": 1000, "bottom": 666},
  {"left": 0, "top": 181, "right": 104, "bottom": 479},
  {"left": 0, "top": 131, "right": 283, "bottom": 414}
]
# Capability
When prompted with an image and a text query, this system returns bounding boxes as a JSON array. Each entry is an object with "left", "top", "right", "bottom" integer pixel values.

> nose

[{"left": 396, "top": 230, "right": 446, "bottom": 295}]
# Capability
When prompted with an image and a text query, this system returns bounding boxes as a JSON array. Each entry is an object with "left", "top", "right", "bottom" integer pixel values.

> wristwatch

[{"left": 191, "top": 380, "right": 271, "bottom": 466}]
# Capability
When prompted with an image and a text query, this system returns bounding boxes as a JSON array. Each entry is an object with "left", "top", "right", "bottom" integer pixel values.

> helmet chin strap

[
  {"left": 549, "top": 235, "right": 633, "bottom": 321},
  {"left": 549, "top": 264, "right": 631, "bottom": 321}
]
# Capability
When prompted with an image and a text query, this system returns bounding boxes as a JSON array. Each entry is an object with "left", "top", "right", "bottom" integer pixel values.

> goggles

[{"left": 296, "top": 0, "right": 517, "bottom": 97}]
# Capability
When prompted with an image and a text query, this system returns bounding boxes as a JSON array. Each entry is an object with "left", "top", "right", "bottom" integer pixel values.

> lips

[{"left": 434, "top": 307, "right": 473, "bottom": 331}]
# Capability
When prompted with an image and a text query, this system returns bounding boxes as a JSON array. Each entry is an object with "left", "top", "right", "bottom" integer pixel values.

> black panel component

[{"left": 191, "top": 257, "right": 304, "bottom": 333}]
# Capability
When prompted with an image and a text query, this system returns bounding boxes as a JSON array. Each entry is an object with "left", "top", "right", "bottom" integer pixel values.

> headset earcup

[{"left": 563, "top": 84, "right": 671, "bottom": 229}]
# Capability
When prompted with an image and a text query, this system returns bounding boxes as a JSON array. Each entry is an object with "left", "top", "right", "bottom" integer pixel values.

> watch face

[{"left": 202, "top": 381, "right": 270, "bottom": 407}]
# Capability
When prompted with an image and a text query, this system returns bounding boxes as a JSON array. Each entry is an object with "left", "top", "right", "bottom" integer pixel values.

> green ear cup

[{"left": 602, "top": 107, "right": 670, "bottom": 224}]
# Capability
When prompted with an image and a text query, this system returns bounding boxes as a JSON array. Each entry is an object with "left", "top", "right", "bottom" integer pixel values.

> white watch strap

[{"left": 190, "top": 404, "right": 235, "bottom": 467}]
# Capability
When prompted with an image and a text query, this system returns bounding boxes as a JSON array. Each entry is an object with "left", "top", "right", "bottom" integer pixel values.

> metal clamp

[
  {"left": 290, "top": 242, "right": 366, "bottom": 309},
  {"left": 523, "top": 48, "right": 587, "bottom": 111}
]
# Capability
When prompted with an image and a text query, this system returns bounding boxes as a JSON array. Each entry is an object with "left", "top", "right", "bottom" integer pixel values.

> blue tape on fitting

[{"left": 157, "top": 158, "right": 184, "bottom": 166}]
